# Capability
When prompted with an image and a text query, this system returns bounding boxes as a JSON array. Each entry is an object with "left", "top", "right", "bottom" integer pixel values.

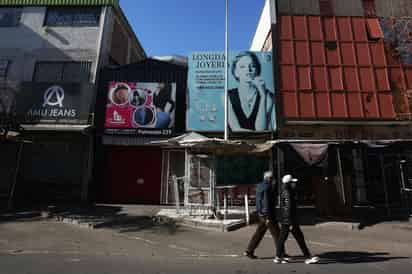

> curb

[{"left": 314, "top": 221, "right": 361, "bottom": 231}]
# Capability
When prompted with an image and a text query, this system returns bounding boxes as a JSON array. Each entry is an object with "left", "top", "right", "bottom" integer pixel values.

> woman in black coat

[{"left": 275, "top": 174, "right": 320, "bottom": 264}]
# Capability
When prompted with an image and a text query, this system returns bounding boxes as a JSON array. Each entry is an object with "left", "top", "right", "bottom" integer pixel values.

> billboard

[
  {"left": 17, "top": 82, "right": 94, "bottom": 124},
  {"left": 104, "top": 82, "right": 176, "bottom": 136},
  {"left": 187, "top": 51, "right": 275, "bottom": 132}
]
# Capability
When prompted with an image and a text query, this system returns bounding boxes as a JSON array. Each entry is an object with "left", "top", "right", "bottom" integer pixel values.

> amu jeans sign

[{"left": 17, "top": 82, "right": 94, "bottom": 124}]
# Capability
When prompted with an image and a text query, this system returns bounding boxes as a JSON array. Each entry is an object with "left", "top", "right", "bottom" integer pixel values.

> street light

[{"left": 224, "top": 0, "right": 229, "bottom": 141}]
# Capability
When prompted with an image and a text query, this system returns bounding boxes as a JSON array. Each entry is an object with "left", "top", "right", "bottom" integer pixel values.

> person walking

[
  {"left": 274, "top": 174, "right": 320, "bottom": 264},
  {"left": 244, "top": 171, "right": 281, "bottom": 259}
]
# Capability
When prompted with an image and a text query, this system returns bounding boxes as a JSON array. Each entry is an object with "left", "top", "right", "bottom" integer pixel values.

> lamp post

[{"left": 224, "top": 0, "right": 229, "bottom": 141}]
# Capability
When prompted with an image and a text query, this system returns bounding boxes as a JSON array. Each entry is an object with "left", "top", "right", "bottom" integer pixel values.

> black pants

[
  {"left": 246, "top": 216, "right": 280, "bottom": 253},
  {"left": 276, "top": 224, "right": 311, "bottom": 258}
]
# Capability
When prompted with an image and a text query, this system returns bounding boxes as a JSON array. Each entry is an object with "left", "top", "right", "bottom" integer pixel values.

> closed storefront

[{"left": 94, "top": 58, "right": 187, "bottom": 204}]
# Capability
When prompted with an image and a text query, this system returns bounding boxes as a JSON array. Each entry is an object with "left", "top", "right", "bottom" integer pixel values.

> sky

[{"left": 119, "top": 0, "right": 266, "bottom": 57}]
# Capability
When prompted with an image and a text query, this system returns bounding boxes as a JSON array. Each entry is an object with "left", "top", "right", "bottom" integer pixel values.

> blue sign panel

[{"left": 188, "top": 51, "right": 275, "bottom": 132}]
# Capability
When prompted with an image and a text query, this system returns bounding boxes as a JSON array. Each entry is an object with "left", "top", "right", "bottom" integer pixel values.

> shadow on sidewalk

[
  {"left": 317, "top": 251, "right": 409, "bottom": 264},
  {"left": 1, "top": 203, "right": 184, "bottom": 235}
]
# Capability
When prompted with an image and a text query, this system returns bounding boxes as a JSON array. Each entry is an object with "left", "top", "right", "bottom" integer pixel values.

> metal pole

[
  {"left": 224, "top": 0, "right": 229, "bottom": 141},
  {"left": 336, "top": 147, "right": 346, "bottom": 205},
  {"left": 172, "top": 175, "right": 180, "bottom": 214},
  {"left": 244, "top": 193, "right": 250, "bottom": 225},
  {"left": 8, "top": 142, "right": 24, "bottom": 210}
]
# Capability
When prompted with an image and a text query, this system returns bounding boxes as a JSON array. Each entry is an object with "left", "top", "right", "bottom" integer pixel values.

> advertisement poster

[
  {"left": 187, "top": 51, "right": 275, "bottom": 132},
  {"left": 17, "top": 83, "right": 94, "bottom": 124},
  {"left": 104, "top": 82, "right": 176, "bottom": 136}
]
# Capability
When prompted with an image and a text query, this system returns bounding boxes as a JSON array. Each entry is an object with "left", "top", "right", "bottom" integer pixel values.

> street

[{"left": 1, "top": 215, "right": 412, "bottom": 274}]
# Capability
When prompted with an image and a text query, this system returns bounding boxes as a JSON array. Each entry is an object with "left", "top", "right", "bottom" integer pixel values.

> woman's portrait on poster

[{"left": 228, "top": 51, "right": 274, "bottom": 131}]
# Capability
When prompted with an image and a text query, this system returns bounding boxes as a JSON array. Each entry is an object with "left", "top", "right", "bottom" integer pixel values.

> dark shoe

[{"left": 243, "top": 251, "right": 257, "bottom": 259}]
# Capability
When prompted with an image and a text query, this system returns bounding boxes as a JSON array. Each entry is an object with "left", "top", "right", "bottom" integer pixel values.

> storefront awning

[
  {"left": 152, "top": 132, "right": 275, "bottom": 154},
  {"left": 21, "top": 124, "right": 92, "bottom": 132}
]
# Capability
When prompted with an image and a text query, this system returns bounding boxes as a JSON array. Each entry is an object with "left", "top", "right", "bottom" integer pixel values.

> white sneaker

[
  {"left": 305, "top": 256, "right": 320, "bottom": 264},
  {"left": 274, "top": 257, "right": 288, "bottom": 264}
]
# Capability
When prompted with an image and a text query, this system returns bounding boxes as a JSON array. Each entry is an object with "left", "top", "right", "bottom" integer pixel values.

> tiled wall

[{"left": 278, "top": 15, "right": 412, "bottom": 120}]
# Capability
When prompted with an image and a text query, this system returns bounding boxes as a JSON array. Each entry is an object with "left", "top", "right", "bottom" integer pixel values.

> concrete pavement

[{"left": 1, "top": 209, "right": 412, "bottom": 274}]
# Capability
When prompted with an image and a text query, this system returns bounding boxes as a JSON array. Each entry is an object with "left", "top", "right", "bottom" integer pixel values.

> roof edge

[{"left": 0, "top": 0, "right": 119, "bottom": 7}]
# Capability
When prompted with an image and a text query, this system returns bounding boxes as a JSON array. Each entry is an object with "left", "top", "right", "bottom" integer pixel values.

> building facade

[
  {"left": 251, "top": 0, "right": 412, "bottom": 219},
  {"left": 0, "top": 0, "right": 145, "bottom": 205},
  {"left": 93, "top": 58, "right": 188, "bottom": 204}
]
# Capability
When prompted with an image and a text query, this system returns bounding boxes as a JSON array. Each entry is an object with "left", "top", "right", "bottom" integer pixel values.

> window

[
  {"left": 319, "top": 0, "right": 334, "bottom": 16},
  {"left": 0, "top": 60, "right": 10, "bottom": 79},
  {"left": 33, "top": 61, "right": 92, "bottom": 82},
  {"left": 45, "top": 7, "right": 101, "bottom": 27},
  {"left": 362, "top": 0, "right": 377, "bottom": 17},
  {"left": 0, "top": 8, "right": 22, "bottom": 27}
]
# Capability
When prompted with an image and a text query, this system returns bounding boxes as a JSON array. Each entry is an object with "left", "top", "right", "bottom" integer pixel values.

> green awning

[{"left": 0, "top": 0, "right": 118, "bottom": 6}]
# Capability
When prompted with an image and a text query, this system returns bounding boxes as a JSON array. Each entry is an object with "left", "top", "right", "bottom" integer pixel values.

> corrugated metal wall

[{"left": 278, "top": 15, "right": 412, "bottom": 120}]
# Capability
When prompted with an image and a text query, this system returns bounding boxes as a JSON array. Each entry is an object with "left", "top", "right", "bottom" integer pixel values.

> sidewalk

[{"left": 1, "top": 203, "right": 412, "bottom": 239}]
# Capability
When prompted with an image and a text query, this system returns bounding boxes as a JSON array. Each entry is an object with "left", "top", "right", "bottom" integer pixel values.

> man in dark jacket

[
  {"left": 244, "top": 171, "right": 280, "bottom": 259},
  {"left": 275, "top": 174, "right": 319, "bottom": 264}
]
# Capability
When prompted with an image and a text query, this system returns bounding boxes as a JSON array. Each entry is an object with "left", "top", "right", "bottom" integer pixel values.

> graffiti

[{"left": 380, "top": 18, "right": 412, "bottom": 64}]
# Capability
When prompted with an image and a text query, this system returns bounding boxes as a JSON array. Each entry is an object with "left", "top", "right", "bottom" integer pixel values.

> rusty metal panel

[
  {"left": 331, "top": 93, "right": 348, "bottom": 118},
  {"left": 378, "top": 93, "right": 396, "bottom": 118},
  {"left": 278, "top": 15, "right": 399, "bottom": 121},
  {"left": 366, "top": 19, "right": 384, "bottom": 39},
  {"left": 370, "top": 42, "right": 386, "bottom": 66},
  {"left": 281, "top": 66, "right": 297, "bottom": 90},
  {"left": 299, "top": 92, "right": 316, "bottom": 118},
  {"left": 356, "top": 43, "right": 372, "bottom": 66},
  {"left": 405, "top": 68, "right": 412, "bottom": 89},
  {"left": 343, "top": 67, "right": 361, "bottom": 91},
  {"left": 324, "top": 17, "right": 338, "bottom": 41},
  {"left": 363, "top": 93, "right": 379, "bottom": 118},
  {"left": 311, "top": 42, "right": 326, "bottom": 65},
  {"left": 341, "top": 42, "right": 357, "bottom": 65},
  {"left": 293, "top": 16, "right": 308, "bottom": 40},
  {"left": 375, "top": 68, "right": 390, "bottom": 91},
  {"left": 282, "top": 91, "right": 299, "bottom": 117},
  {"left": 313, "top": 67, "right": 328, "bottom": 91},
  {"left": 296, "top": 41, "right": 310, "bottom": 65},
  {"left": 326, "top": 45, "right": 341, "bottom": 65},
  {"left": 389, "top": 67, "right": 407, "bottom": 90},
  {"left": 280, "top": 41, "right": 294, "bottom": 64},
  {"left": 315, "top": 92, "right": 332, "bottom": 118},
  {"left": 337, "top": 17, "right": 353, "bottom": 41},
  {"left": 308, "top": 16, "right": 323, "bottom": 40},
  {"left": 359, "top": 68, "right": 376, "bottom": 91},
  {"left": 297, "top": 66, "right": 312, "bottom": 90},
  {"left": 280, "top": 16, "right": 293, "bottom": 40},
  {"left": 329, "top": 67, "right": 344, "bottom": 90},
  {"left": 347, "top": 93, "right": 364, "bottom": 118},
  {"left": 352, "top": 18, "right": 368, "bottom": 41}
]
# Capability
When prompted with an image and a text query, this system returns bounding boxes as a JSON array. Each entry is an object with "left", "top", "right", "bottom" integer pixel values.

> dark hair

[{"left": 231, "top": 51, "right": 261, "bottom": 81}]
